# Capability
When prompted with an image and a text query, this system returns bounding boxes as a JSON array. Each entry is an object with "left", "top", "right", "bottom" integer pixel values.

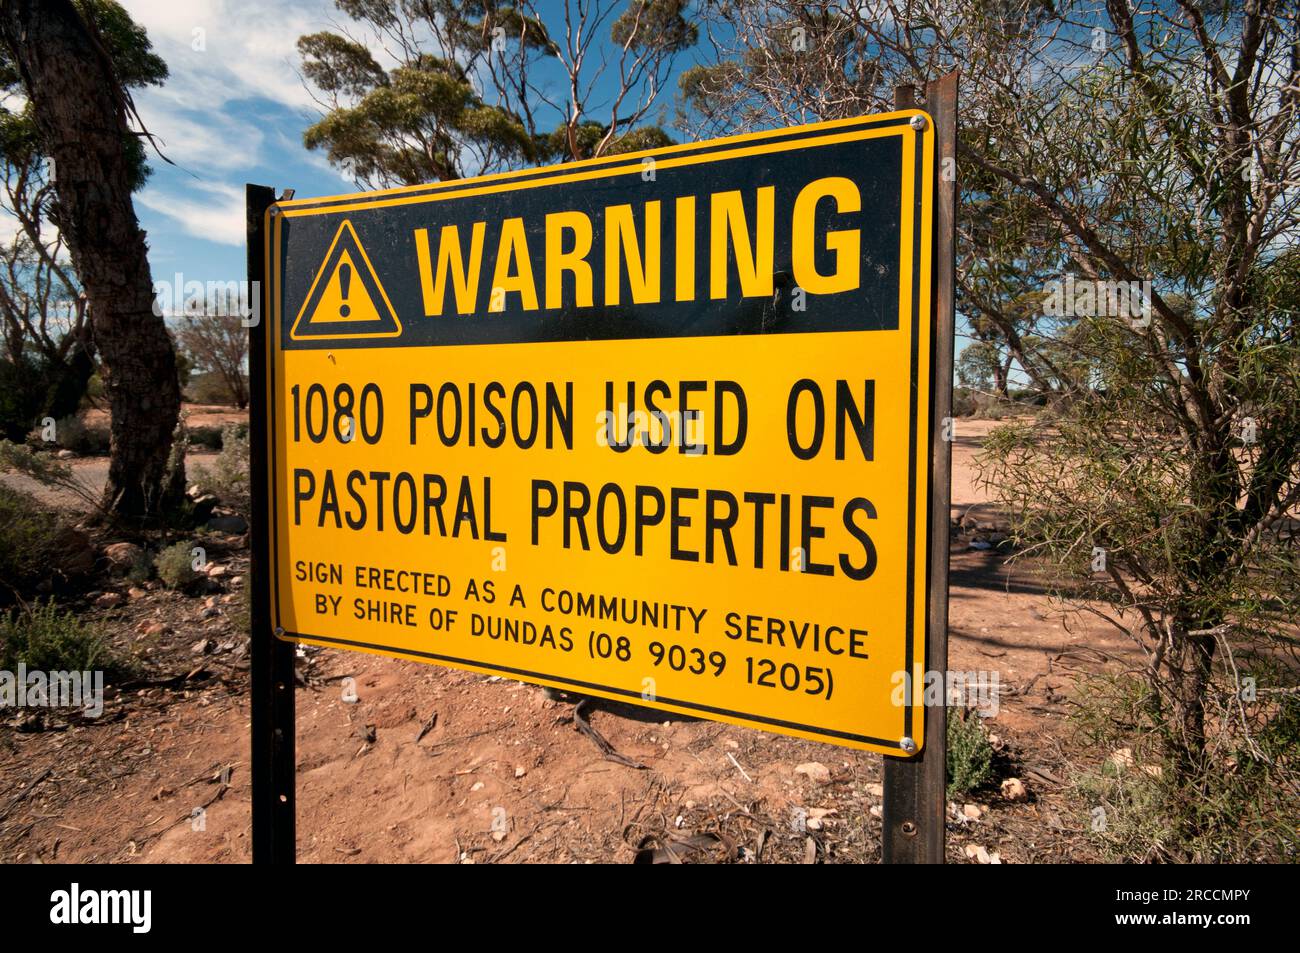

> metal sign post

[
  {"left": 882, "top": 73, "right": 958, "bottom": 864},
  {"left": 249, "top": 183, "right": 297, "bottom": 864}
]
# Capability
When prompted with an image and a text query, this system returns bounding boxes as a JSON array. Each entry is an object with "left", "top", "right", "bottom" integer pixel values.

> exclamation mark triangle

[{"left": 290, "top": 220, "right": 402, "bottom": 340}]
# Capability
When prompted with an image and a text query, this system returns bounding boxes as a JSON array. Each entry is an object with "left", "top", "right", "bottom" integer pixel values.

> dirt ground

[
  {"left": 0, "top": 404, "right": 239, "bottom": 509},
  {"left": 0, "top": 417, "right": 1132, "bottom": 864}
]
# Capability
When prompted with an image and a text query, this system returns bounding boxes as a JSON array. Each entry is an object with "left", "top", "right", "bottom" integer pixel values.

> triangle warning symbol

[{"left": 290, "top": 220, "right": 402, "bottom": 340}]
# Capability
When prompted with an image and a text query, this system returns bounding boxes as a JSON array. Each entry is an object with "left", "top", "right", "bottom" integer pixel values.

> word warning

[{"left": 263, "top": 111, "right": 936, "bottom": 753}]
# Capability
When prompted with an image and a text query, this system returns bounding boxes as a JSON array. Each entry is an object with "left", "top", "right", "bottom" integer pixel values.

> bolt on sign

[{"left": 262, "top": 111, "right": 935, "bottom": 755}]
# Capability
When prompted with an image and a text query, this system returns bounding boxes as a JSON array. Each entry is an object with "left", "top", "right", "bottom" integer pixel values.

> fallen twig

[
  {"left": 573, "top": 700, "right": 647, "bottom": 770},
  {"left": 415, "top": 711, "right": 439, "bottom": 744}
]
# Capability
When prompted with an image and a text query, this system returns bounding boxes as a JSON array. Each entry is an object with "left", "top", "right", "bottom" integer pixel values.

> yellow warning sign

[
  {"left": 289, "top": 220, "right": 401, "bottom": 340},
  {"left": 265, "top": 111, "right": 938, "bottom": 755}
]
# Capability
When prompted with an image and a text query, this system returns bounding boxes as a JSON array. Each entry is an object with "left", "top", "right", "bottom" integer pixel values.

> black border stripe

[{"left": 903, "top": 126, "right": 924, "bottom": 740}]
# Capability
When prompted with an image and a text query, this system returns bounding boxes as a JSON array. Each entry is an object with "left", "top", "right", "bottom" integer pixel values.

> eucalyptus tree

[
  {"left": 299, "top": 0, "right": 697, "bottom": 187},
  {"left": 0, "top": 0, "right": 183, "bottom": 520},
  {"left": 680, "top": 0, "right": 1300, "bottom": 851}
]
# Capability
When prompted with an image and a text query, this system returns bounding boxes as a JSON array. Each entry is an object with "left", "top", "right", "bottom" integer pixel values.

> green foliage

[
  {"left": 0, "top": 439, "right": 102, "bottom": 513},
  {"left": 154, "top": 540, "right": 197, "bottom": 589},
  {"left": 946, "top": 708, "right": 995, "bottom": 801},
  {"left": 0, "top": 353, "right": 44, "bottom": 442},
  {"left": 124, "top": 548, "right": 153, "bottom": 586},
  {"left": 230, "top": 582, "right": 249, "bottom": 634},
  {"left": 299, "top": 1, "right": 694, "bottom": 186},
  {"left": 186, "top": 370, "right": 242, "bottom": 406},
  {"left": 300, "top": 48, "right": 535, "bottom": 184},
  {"left": 0, "top": 484, "right": 85, "bottom": 591},
  {"left": 539, "top": 121, "right": 675, "bottom": 163},
  {"left": 956, "top": 340, "right": 1001, "bottom": 391},
  {"left": 1071, "top": 672, "right": 1300, "bottom": 862},
  {"left": 191, "top": 422, "right": 249, "bottom": 512},
  {"left": 0, "top": 0, "right": 167, "bottom": 190},
  {"left": 73, "top": 0, "right": 168, "bottom": 88},
  {"left": 0, "top": 350, "right": 97, "bottom": 444},
  {"left": 0, "top": 600, "right": 130, "bottom": 679},
  {"left": 187, "top": 424, "right": 225, "bottom": 450},
  {"left": 53, "top": 414, "right": 110, "bottom": 455},
  {"left": 611, "top": 0, "right": 698, "bottom": 53}
]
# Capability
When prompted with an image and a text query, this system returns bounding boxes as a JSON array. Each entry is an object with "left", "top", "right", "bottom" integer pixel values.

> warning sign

[
  {"left": 289, "top": 220, "right": 401, "bottom": 340},
  {"left": 262, "top": 111, "right": 936, "bottom": 754}
]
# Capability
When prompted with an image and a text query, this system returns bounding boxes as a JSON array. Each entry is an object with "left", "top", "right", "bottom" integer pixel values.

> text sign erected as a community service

[{"left": 264, "top": 112, "right": 935, "bottom": 754}]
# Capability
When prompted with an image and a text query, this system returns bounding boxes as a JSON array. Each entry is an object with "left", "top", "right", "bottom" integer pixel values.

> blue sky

[
  {"left": 121, "top": 0, "right": 357, "bottom": 287},
  {"left": 120, "top": 0, "right": 975, "bottom": 370},
  {"left": 122, "top": 0, "right": 699, "bottom": 289}
]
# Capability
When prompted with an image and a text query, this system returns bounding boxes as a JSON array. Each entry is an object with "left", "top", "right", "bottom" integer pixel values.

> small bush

[
  {"left": 125, "top": 549, "right": 154, "bottom": 585},
  {"left": 0, "top": 601, "right": 130, "bottom": 679},
  {"left": 0, "top": 355, "right": 45, "bottom": 443},
  {"left": 186, "top": 370, "right": 240, "bottom": 406},
  {"left": 53, "top": 414, "right": 111, "bottom": 455},
  {"left": 947, "top": 707, "right": 995, "bottom": 800},
  {"left": 0, "top": 440, "right": 103, "bottom": 513},
  {"left": 1069, "top": 671, "right": 1300, "bottom": 862},
  {"left": 0, "top": 484, "right": 89, "bottom": 591},
  {"left": 188, "top": 424, "right": 224, "bottom": 450},
  {"left": 155, "top": 540, "right": 199, "bottom": 589},
  {"left": 972, "top": 393, "right": 1021, "bottom": 420},
  {"left": 192, "top": 422, "right": 249, "bottom": 512},
  {"left": 230, "top": 583, "right": 249, "bottom": 633}
]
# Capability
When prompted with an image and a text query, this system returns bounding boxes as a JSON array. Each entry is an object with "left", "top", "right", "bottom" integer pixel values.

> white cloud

[
  {"left": 137, "top": 180, "right": 247, "bottom": 246},
  {"left": 134, "top": 98, "right": 268, "bottom": 175},
  {"left": 122, "top": 0, "right": 329, "bottom": 111},
  {"left": 0, "top": 213, "right": 20, "bottom": 245}
]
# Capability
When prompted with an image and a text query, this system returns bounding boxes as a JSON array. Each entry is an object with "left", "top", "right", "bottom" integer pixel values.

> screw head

[
  {"left": 274, "top": 626, "right": 285, "bottom": 636},
  {"left": 909, "top": 114, "right": 927, "bottom": 131},
  {"left": 900, "top": 736, "right": 917, "bottom": 752},
  {"left": 268, "top": 206, "right": 279, "bottom": 217}
]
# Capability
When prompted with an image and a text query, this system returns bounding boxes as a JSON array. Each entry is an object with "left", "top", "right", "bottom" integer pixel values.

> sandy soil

[
  {"left": 0, "top": 415, "right": 1130, "bottom": 864},
  {"left": 0, "top": 403, "right": 238, "bottom": 509}
]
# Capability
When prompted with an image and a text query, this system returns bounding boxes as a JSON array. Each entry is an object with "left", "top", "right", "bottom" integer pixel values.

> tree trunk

[
  {"left": 1164, "top": 620, "right": 1217, "bottom": 784},
  {"left": 994, "top": 355, "right": 1010, "bottom": 398},
  {"left": 0, "top": 0, "right": 182, "bottom": 520}
]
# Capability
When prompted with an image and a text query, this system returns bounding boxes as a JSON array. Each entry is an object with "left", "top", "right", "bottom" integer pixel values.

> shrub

[
  {"left": 946, "top": 707, "right": 995, "bottom": 800},
  {"left": 186, "top": 370, "right": 241, "bottom": 406},
  {"left": 952, "top": 387, "right": 978, "bottom": 418},
  {"left": 972, "top": 393, "right": 1021, "bottom": 420},
  {"left": 191, "top": 422, "right": 249, "bottom": 512},
  {"left": 0, "top": 352, "right": 93, "bottom": 444},
  {"left": 155, "top": 540, "right": 199, "bottom": 589},
  {"left": 0, "top": 600, "right": 130, "bottom": 679},
  {"left": 1070, "top": 671, "right": 1300, "bottom": 862},
  {"left": 53, "top": 414, "right": 111, "bottom": 455},
  {"left": 0, "top": 440, "right": 104, "bottom": 514},
  {"left": 124, "top": 548, "right": 154, "bottom": 585},
  {"left": 188, "top": 424, "right": 224, "bottom": 450},
  {"left": 0, "top": 484, "right": 90, "bottom": 591},
  {"left": 0, "top": 354, "right": 45, "bottom": 443}
]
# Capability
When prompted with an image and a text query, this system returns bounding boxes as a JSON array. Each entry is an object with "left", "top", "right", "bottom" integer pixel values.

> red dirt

[{"left": 0, "top": 415, "right": 1128, "bottom": 864}]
